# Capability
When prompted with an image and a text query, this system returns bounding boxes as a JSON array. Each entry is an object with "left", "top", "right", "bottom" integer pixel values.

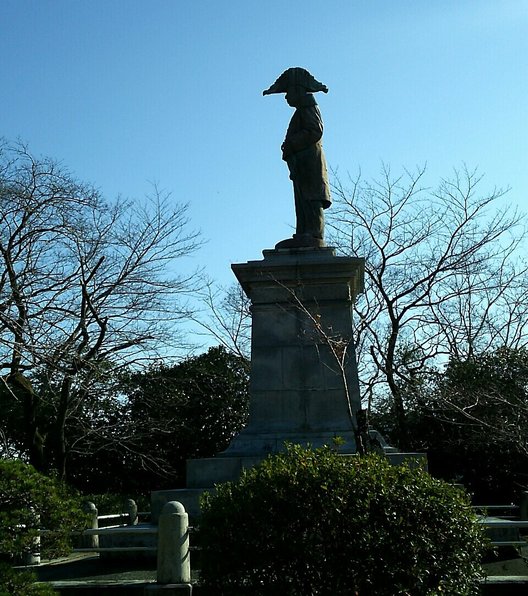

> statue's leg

[
  {"left": 293, "top": 181, "right": 306, "bottom": 236},
  {"left": 297, "top": 198, "right": 323, "bottom": 241},
  {"left": 294, "top": 183, "right": 323, "bottom": 239},
  {"left": 275, "top": 177, "right": 325, "bottom": 248},
  {"left": 305, "top": 200, "right": 324, "bottom": 240}
]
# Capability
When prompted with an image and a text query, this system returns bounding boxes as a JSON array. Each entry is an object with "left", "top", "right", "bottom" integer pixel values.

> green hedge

[
  {"left": 200, "top": 445, "right": 486, "bottom": 595},
  {"left": 0, "top": 562, "right": 56, "bottom": 596},
  {"left": 0, "top": 459, "right": 84, "bottom": 562}
]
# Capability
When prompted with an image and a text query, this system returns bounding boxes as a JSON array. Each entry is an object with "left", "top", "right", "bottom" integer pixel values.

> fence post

[
  {"left": 81, "top": 501, "right": 99, "bottom": 549},
  {"left": 520, "top": 491, "right": 528, "bottom": 521},
  {"left": 19, "top": 509, "right": 40, "bottom": 566},
  {"left": 157, "top": 501, "right": 191, "bottom": 584},
  {"left": 124, "top": 498, "right": 138, "bottom": 525}
]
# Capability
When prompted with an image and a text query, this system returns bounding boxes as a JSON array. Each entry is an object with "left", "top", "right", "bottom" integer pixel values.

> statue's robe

[{"left": 281, "top": 94, "right": 331, "bottom": 216}]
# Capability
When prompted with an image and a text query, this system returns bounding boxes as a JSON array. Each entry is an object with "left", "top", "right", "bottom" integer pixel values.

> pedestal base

[
  {"left": 150, "top": 451, "right": 427, "bottom": 522},
  {"left": 224, "top": 247, "right": 365, "bottom": 456},
  {"left": 150, "top": 247, "right": 426, "bottom": 521}
]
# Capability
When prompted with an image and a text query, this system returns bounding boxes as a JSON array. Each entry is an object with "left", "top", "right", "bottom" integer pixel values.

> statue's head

[
  {"left": 285, "top": 86, "right": 307, "bottom": 107},
  {"left": 263, "top": 68, "right": 328, "bottom": 102}
]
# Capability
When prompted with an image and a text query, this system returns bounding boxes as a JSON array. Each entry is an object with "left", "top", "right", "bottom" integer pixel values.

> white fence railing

[
  {"left": 42, "top": 500, "right": 191, "bottom": 585},
  {"left": 34, "top": 493, "right": 528, "bottom": 586},
  {"left": 474, "top": 494, "right": 528, "bottom": 548},
  {"left": 478, "top": 519, "right": 528, "bottom": 547}
]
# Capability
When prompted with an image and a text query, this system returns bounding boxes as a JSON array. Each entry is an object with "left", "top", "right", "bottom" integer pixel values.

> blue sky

[{"left": 2, "top": 0, "right": 527, "bottom": 293}]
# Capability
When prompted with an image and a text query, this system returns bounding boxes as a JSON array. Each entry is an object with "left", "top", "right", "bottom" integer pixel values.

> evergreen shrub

[
  {"left": 200, "top": 445, "right": 486, "bottom": 595},
  {"left": 0, "top": 561, "right": 56, "bottom": 595},
  {"left": 0, "top": 459, "right": 84, "bottom": 562}
]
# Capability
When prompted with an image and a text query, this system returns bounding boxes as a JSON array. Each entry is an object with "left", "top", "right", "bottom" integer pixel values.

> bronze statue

[{"left": 264, "top": 67, "right": 331, "bottom": 249}]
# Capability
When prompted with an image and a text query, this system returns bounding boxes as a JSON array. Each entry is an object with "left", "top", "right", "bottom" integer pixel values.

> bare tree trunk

[
  {"left": 54, "top": 375, "right": 71, "bottom": 479},
  {"left": 10, "top": 373, "right": 46, "bottom": 471},
  {"left": 385, "top": 325, "right": 409, "bottom": 449}
]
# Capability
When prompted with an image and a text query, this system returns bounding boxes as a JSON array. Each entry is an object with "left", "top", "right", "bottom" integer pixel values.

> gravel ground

[{"left": 29, "top": 546, "right": 528, "bottom": 589}]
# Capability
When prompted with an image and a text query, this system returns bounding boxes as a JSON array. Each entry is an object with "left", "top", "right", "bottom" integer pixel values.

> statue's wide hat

[{"left": 263, "top": 67, "right": 328, "bottom": 95}]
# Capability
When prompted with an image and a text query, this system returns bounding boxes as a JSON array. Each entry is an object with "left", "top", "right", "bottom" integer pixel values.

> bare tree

[
  {"left": 328, "top": 165, "right": 527, "bottom": 447},
  {"left": 192, "top": 281, "right": 251, "bottom": 362},
  {"left": 0, "top": 140, "right": 201, "bottom": 475}
]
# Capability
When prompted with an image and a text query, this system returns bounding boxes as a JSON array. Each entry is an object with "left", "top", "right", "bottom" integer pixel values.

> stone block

[
  {"left": 301, "top": 388, "right": 357, "bottom": 430},
  {"left": 186, "top": 457, "right": 243, "bottom": 488},
  {"left": 251, "top": 306, "right": 299, "bottom": 346},
  {"left": 151, "top": 489, "right": 209, "bottom": 524},
  {"left": 281, "top": 345, "right": 325, "bottom": 390},
  {"left": 224, "top": 429, "right": 357, "bottom": 457},
  {"left": 247, "top": 390, "right": 303, "bottom": 429},
  {"left": 188, "top": 454, "right": 266, "bottom": 485},
  {"left": 295, "top": 282, "right": 352, "bottom": 303},
  {"left": 316, "top": 304, "right": 355, "bottom": 335},
  {"left": 250, "top": 346, "right": 284, "bottom": 390}
]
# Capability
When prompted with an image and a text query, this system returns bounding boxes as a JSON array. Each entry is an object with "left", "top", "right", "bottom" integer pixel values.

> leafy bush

[
  {"left": 0, "top": 459, "right": 84, "bottom": 561},
  {"left": 108, "top": 346, "right": 250, "bottom": 492},
  {"left": 0, "top": 562, "right": 56, "bottom": 595},
  {"left": 200, "top": 445, "right": 486, "bottom": 595},
  {"left": 371, "top": 347, "right": 528, "bottom": 503}
]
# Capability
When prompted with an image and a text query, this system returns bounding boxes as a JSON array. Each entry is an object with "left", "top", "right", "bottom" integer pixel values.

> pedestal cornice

[{"left": 231, "top": 247, "right": 365, "bottom": 304}]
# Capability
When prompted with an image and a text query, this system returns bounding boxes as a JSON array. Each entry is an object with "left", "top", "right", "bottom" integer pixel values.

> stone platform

[
  {"left": 150, "top": 451, "right": 427, "bottom": 522},
  {"left": 151, "top": 247, "right": 425, "bottom": 521}
]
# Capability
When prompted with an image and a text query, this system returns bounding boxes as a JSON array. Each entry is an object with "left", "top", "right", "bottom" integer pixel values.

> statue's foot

[{"left": 275, "top": 235, "right": 325, "bottom": 249}]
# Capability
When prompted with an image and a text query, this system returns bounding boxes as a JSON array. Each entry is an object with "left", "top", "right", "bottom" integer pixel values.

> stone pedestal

[
  {"left": 224, "top": 246, "right": 364, "bottom": 454},
  {"left": 152, "top": 247, "right": 366, "bottom": 520}
]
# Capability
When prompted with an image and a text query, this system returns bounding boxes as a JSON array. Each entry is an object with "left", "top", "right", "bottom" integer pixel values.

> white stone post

[
  {"left": 20, "top": 509, "right": 40, "bottom": 565},
  {"left": 157, "top": 501, "right": 191, "bottom": 584},
  {"left": 124, "top": 498, "right": 138, "bottom": 525},
  {"left": 82, "top": 501, "right": 99, "bottom": 549}
]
